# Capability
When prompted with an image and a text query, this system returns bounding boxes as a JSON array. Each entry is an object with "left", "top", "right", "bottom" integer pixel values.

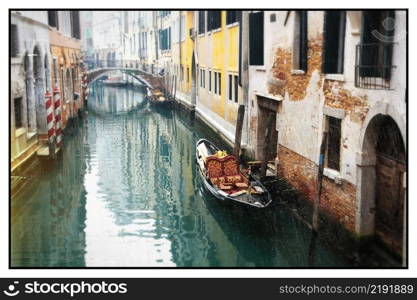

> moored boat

[
  {"left": 146, "top": 88, "right": 174, "bottom": 107},
  {"left": 103, "top": 75, "right": 128, "bottom": 87},
  {"left": 195, "top": 139, "right": 272, "bottom": 208}
]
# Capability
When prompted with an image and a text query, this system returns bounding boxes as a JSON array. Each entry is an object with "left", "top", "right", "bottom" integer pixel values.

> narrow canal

[{"left": 11, "top": 80, "right": 353, "bottom": 267}]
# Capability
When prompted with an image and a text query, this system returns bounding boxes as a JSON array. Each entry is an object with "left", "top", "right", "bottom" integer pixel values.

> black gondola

[
  {"left": 146, "top": 88, "right": 174, "bottom": 107},
  {"left": 195, "top": 139, "right": 272, "bottom": 208}
]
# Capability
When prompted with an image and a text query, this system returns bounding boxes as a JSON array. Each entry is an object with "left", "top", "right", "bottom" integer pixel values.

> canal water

[{"left": 11, "top": 81, "right": 352, "bottom": 267}]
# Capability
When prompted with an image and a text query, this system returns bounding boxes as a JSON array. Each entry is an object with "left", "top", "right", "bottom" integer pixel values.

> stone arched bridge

[{"left": 84, "top": 60, "right": 166, "bottom": 92}]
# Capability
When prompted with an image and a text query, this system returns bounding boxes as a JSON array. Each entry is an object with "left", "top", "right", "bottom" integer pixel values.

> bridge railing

[{"left": 84, "top": 60, "right": 163, "bottom": 76}]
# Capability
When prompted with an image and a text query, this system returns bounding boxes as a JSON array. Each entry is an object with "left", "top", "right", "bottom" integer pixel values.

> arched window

[
  {"left": 32, "top": 46, "right": 44, "bottom": 132},
  {"left": 44, "top": 54, "right": 51, "bottom": 91},
  {"left": 72, "top": 67, "right": 78, "bottom": 96},
  {"left": 33, "top": 46, "right": 42, "bottom": 80},
  {"left": 66, "top": 68, "right": 73, "bottom": 101},
  {"left": 24, "top": 53, "right": 36, "bottom": 132},
  {"left": 52, "top": 58, "right": 59, "bottom": 87}
]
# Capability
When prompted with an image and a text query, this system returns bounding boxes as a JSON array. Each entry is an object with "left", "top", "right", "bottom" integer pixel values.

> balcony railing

[{"left": 355, "top": 42, "right": 396, "bottom": 90}]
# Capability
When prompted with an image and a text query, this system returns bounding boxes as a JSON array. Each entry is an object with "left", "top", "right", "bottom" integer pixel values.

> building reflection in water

[{"left": 11, "top": 119, "right": 88, "bottom": 267}]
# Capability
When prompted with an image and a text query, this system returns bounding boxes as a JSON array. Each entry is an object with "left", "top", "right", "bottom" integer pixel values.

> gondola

[
  {"left": 146, "top": 88, "right": 174, "bottom": 107},
  {"left": 195, "top": 139, "right": 272, "bottom": 208}
]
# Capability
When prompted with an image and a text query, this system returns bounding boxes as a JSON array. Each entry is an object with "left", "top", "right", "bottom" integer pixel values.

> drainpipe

[{"left": 241, "top": 11, "right": 250, "bottom": 148}]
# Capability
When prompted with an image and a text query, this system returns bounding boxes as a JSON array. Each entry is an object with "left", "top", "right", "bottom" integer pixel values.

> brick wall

[
  {"left": 269, "top": 35, "right": 323, "bottom": 100},
  {"left": 278, "top": 144, "right": 356, "bottom": 232}
]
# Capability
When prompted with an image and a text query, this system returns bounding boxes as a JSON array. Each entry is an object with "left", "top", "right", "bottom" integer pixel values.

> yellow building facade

[{"left": 169, "top": 11, "right": 242, "bottom": 143}]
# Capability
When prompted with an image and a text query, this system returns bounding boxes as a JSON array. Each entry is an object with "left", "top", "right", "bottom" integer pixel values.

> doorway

[
  {"left": 256, "top": 96, "right": 278, "bottom": 162},
  {"left": 374, "top": 116, "right": 406, "bottom": 255}
]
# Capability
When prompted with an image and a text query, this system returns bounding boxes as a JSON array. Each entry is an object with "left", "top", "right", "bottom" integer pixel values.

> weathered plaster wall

[{"left": 248, "top": 10, "right": 406, "bottom": 237}]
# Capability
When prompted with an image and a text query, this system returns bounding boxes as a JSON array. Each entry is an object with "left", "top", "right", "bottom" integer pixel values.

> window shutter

[
  {"left": 48, "top": 11, "right": 57, "bottom": 27},
  {"left": 322, "top": 11, "right": 346, "bottom": 74},
  {"left": 321, "top": 12, "right": 329, "bottom": 73},
  {"left": 168, "top": 27, "right": 171, "bottom": 49},
  {"left": 382, "top": 10, "right": 395, "bottom": 80},
  {"left": 214, "top": 11, "right": 221, "bottom": 30},
  {"left": 249, "top": 11, "right": 264, "bottom": 65},
  {"left": 228, "top": 74, "right": 232, "bottom": 100},
  {"left": 199, "top": 11, "right": 205, "bottom": 34},
  {"left": 299, "top": 11, "right": 308, "bottom": 72},
  {"left": 11, "top": 24, "right": 18, "bottom": 57}
]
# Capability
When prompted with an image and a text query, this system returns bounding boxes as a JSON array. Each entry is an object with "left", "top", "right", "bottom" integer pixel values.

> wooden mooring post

[
  {"left": 233, "top": 105, "right": 245, "bottom": 160},
  {"left": 312, "top": 131, "right": 328, "bottom": 232}
]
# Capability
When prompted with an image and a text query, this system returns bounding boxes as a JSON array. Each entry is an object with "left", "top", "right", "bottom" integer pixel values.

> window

[
  {"left": 52, "top": 58, "right": 58, "bottom": 86},
  {"left": 70, "top": 11, "right": 81, "bottom": 39},
  {"left": 14, "top": 97, "right": 23, "bottom": 129},
  {"left": 322, "top": 11, "right": 346, "bottom": 74},
  {"left": 138, "top": 33, "right": 142, "bottom": 57},
  {"left": 200, "top": 69, "right": 205, "bottom": 88},
  {"left": 228, "top": 74, "right": 233, "bottom": 100},
  {"left": 234, "top": 75, "right": 239, "bottom": 103},
  {"left": 138, "top": 32, "right": 148, "bottom": 57},
  {"left": 293, "top": 11, "right": 308, "bottom": 71},
  {"left": 218, "top": 72, "right": 221, "bottom": 95},
  {"left": 358, "top": 10, "right": 395, "bottom": 81},
  {"left": 61, "top": 68, "right": 65, "bottom": 101},
  {"left": 213, "top": 72, "right": 221, "bottom": 95},
  {"left": 228, "top": 74, "right": 239, "bottom": 102},
  {"left": 187, "top": 67, "right": 189, "bottom": 83},
  {"left": 11, "top": 24, "right": 18, "bottom": 57},
  {"left": 226, "top": 11, "right": 241, "bottom": 25},
  {"left": 198, "top": 11, "right": 206, "bottom": 34},
  {"left": 48, "top": 11, "right": 58, "bottom": 29},
  {"left": 72, "top": 67, "right": 78, "bottom": 94},
  {"left": 160, "top": 11, "right": 171, "bottom": 18},
  {"left": 207, "top": 11, "right": 221, "bottom": 31},
  {"left": 209, "top": 70, "right": 212, "bottom": 92},
  {"left": 180, "top": 65, "right": 184, "bottom": 82},
  {"left": 249, "top": 11, "right": 264, "bottom": 65},
  {"left": 214, "top": 72, "right": 217, "bottom": 93},
  {"left": 159, "top": 27, "right": 171, "bottom": 50},
  {"left": 326, "top": 116, "right": 342, "bottom": 171}
]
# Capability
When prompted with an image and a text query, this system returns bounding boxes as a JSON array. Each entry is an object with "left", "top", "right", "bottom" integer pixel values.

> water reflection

[
  {"left": 11, "top": 120, "right": 88, "bottom": 267},
  {"left": 11, "top": 82, "right": 351, "bottom": 267},
  {"left": 88, "top": 81, "right": 147, "bottom": 114}
]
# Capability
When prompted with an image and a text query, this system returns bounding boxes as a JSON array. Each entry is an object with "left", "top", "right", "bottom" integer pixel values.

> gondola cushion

[
  {"left": 223, "top": 156, "right": 240, "bottom": 176},
  {"left": 206, "top": 158, "right": 223, "bottom": 178},
  {"left": 210, "top": 177, "right": 226, "bottom": 185}
]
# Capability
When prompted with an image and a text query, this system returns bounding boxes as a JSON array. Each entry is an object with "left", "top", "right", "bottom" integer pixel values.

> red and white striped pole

[
  {"left": 82, "top": 72, "right": 88, "bottom": 101},
  {"left": 45, "top": 90, "right": 55, "bottom": 145},
  {"left": 53, "top": 86, "right": 63, "bottom": 149}
]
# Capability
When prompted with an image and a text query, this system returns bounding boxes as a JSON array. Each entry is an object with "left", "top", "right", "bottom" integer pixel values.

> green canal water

[{"left": 11, "top": 82, "right": 352, "bottom": 267}]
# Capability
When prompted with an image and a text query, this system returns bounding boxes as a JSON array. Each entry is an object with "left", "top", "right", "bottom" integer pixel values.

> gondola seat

[{"left": 206, "top": 155, "right": 249, "bottom": 192}]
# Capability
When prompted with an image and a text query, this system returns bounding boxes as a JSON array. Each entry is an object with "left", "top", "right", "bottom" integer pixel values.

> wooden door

[{"left": 375, "top": 153, "right": 405, "bottom": 255}]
